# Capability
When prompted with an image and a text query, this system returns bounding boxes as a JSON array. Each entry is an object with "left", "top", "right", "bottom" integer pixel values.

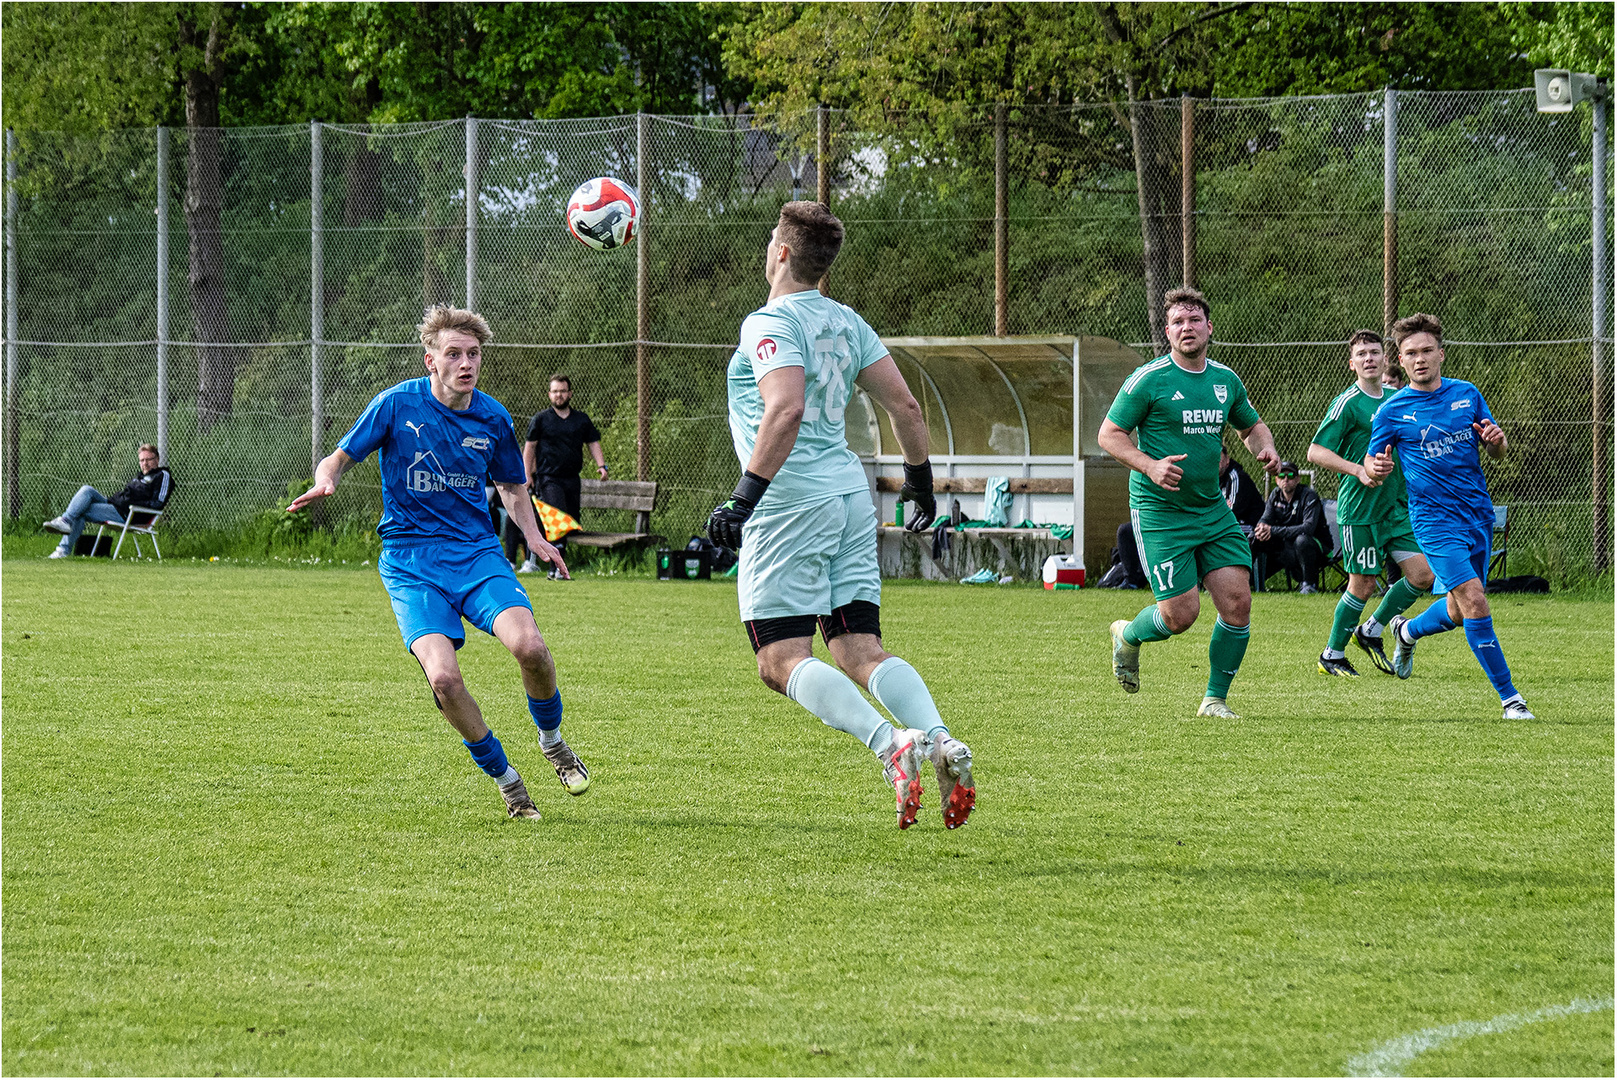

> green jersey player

[
  {"left": 1098, "top": 287, "right": 1281, "bottom": 718},
  {"left": 1306, "top": 330, "right": 1434, "bottom": 676},
  {"left": 705, "top": 201, "right": 975, "bottom": 831}
]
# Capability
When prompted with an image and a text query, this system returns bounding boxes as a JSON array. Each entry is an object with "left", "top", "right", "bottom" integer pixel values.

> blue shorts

[
  {"left": 1421, "top": 520, "right": 1492, "bottom": 595},
  {"left": 378, "top": 540, "right": 532, "bottom": 652}
]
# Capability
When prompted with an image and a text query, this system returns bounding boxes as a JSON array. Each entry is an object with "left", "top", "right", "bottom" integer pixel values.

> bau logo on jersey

[
  {"left": 756, "top": 338, "right": 778, "bottom": 361},
  {"left": 407, "top": 450, "right": 480, "bottom": 493}
]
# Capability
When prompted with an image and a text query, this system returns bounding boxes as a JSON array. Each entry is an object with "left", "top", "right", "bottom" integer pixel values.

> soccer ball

[{"left": 565, "top": 177, "right": 639, "bottom": 250}]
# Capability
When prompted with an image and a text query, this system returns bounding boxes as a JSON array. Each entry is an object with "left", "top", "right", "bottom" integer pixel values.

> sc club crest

[{"left": 1213, "top": 383, "right": 1228, "bottom": 404}]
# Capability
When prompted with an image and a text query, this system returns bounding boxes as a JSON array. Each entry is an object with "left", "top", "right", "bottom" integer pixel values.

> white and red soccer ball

[{"left": 565, "top": 177, "right": 639, "bottom": 250}]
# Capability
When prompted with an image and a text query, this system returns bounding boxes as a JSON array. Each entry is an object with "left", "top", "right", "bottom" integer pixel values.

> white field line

[{"left": 1346, "top": 996, "right": 1614, "bottom": 1077}]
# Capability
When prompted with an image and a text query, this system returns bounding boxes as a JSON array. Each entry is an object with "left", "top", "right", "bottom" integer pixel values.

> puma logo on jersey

[
  {"left": 405, "top": 420, "right": 425, "bottom": 437},
  {"left": 1402, "top": 413, "right": 1417, "bottom": 421},
  {"left": 1171, "top": 391, "right": 1185, "bottom": 401}
]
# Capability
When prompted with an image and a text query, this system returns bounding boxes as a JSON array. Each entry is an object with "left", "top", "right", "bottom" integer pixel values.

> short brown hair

[
  {"left": 138, "top": 443, "right": 158, "bottom": 457},
  {"left": 777, "top": 201, "right": 844, "bottom": 282},
  {"left": 548, "top": 374, "right": 571, "bottom": 388},
  {"left": 1163, "top": 286, "right": 1210, "bottom": 321},
  {"left": 1384, "top": 362, "right": 1406, "bottom": 383},
  {"left": 418, "top": 304, "right": 493, "bottom": 350},
  {"left": 1391, "top": 312, "right": 1443, "bottom": 348},
  {"left": 1347, "top": 329, "right": 1383, "bottom": 349}
]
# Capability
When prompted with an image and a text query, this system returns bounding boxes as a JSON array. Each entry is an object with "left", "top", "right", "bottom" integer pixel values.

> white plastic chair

[{"left": 93, "top": 505, "right": 165, "bottom": 560}]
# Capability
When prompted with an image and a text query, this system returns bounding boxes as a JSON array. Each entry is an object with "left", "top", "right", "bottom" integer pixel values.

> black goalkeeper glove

[
  {"left": 900, "top": 460, "right": 936, "bottom": 532},
  {"left": 707, "top": 471, "right": 770, "bottom": 550}
]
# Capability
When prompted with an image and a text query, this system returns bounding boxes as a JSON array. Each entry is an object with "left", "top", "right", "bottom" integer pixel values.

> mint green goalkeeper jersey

[
  {"left": 1311, "top": 382, "right": 1408, "bottom": 525},
  {"left": 727, "top": 288, "right": 888, "bottom": 512},
  {"left": 1105, "top": 355, "right": 1262, "bottom": 526}
]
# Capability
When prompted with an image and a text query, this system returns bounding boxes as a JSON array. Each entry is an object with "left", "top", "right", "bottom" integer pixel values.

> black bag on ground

[
  {"left": 1484, "top": 575, "right": 1549, "bottom": 594},
  {"left": 73, "top": 534, "right": 114, "bottom": 557},
  {"left": 686, "top": 535, "right": 737, "bottom": 574}
]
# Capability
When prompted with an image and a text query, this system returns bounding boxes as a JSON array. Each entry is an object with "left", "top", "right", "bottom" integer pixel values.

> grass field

[{"left": 3, "top": 560, "right": 1612, "bottom": 1076}]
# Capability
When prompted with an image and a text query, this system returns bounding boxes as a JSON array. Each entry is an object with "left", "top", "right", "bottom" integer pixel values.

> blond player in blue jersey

[{"left": 706, "top": 201, "right": 975, "bottom": 831}]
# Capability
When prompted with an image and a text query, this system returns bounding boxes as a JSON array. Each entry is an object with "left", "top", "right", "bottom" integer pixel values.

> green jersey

[
  {"left": 1105, "top": 355, "right": 1262, "bottom": 526},
  {"left": 1311, "top": 383, "right": 1408, "bottom": 525}
]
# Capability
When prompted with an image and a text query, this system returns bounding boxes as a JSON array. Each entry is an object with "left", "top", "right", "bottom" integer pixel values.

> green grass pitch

[{"left": 3, "top": 560, "right": 1611, "bottom": 1075}]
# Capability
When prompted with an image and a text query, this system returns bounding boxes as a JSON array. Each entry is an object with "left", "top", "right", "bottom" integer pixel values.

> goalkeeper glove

[
  {"left": 707, "top": 471, "right": 770, "bottom": 550},
  {"left": 899, "top": 460, "right": 936, "bottom": 532}
]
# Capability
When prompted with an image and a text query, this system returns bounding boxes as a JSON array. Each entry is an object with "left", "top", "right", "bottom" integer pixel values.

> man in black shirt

[
  {"left": 521, "top": 374, "right": 607, "bottom": 574},
  {"left": 1251, "top": 461, "right": 1331, "bottom": 593},
  {"left": 44, "top": 443, "right": 175, "bottom": 558}
]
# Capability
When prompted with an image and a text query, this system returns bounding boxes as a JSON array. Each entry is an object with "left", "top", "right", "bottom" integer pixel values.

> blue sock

[
  {"left": 464, "top": 729, "right": 517, "bottom": 783},
  {"left": 528, "top": 691, "right": 562, "bottom": 731},
  {"left": 1405, "top": 601, "right": 1457, "bottom": 641},
  {"left": 1463, "top": 617, "right": 1519, "bottom": 702}
]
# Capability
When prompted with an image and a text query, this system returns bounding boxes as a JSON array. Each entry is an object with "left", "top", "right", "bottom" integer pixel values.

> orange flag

[{"left": 532, "top": 497, "right": 583, "bottom": 543}]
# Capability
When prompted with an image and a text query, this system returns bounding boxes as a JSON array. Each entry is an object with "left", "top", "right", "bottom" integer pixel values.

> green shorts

[
  {"left": 737, "top": 489, "right": 882, "bottom": 621},
  {"left": 1337, "top": 517, "right": 1422, "bottom": 577},
  {"left": 1131, "top": 507, "right": 1253, "bottom": 601}
]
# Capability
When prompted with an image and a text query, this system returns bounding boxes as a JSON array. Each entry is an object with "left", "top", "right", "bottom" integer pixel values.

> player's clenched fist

[
  {"left": 707, "top": 470, "right": 771, "bottom": 550},
  {"left": 1364, "top": 444, "right": 1396, "bottom": 481},
  {"left": 1472, "top": 419, "right": 1505, "bottom": 446},
  {"left": 1146, "top": 453, "right": 1187, "bottom": 491}
]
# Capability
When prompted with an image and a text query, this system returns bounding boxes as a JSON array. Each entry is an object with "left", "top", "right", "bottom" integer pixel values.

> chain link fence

[{"left": 4, "top": 90, "right": 1611, "bottom": 578}]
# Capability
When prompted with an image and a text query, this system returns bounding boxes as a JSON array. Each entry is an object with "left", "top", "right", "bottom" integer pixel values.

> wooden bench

[
  {"left": 873, "top": 477, "right": 1075, "bottom": 495},
  {"left": 568, "top": 479, "right": 662, "bottom": 550}
]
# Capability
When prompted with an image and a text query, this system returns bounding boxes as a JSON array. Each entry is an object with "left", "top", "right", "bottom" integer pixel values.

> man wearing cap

[{"left": 1250, "top": 462, "right": 1330, "bottom": 594}]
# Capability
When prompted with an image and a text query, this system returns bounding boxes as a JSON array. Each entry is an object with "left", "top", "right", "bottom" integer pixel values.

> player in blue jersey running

[
  {"left": 288, "top": 305, "right": 591, "bottom": 818},
  {"left": 707, "top": 201, "right": 975, "bottom": 830},
  {"left": 1365, "top": 312, "right": 1534, "bottom": 720}
]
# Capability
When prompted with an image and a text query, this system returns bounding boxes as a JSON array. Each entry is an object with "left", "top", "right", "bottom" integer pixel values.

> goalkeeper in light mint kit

[
  {"left": 287, "top": 305, "right": 592, "bottom": 820},
  {"left": 1363, "top": 312, "right": 1533, "bottom": 720},
  {"left": 1306, "top": 329, "right": 1435, "bottom": 677},
  {"left": 706, "top": 201, "right": 975, "bottom": 831},
  {"left": 1098, "top": 287, "right": 1281, "bottom": 719}
]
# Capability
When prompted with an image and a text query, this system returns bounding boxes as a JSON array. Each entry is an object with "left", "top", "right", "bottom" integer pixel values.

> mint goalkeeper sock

[
  {"left": 1327, "top": 592, "right": 1367, "bottom": 652},
  {"left": 866, "top": 657, "right": 947, "bottom": 739},
  {"left": 786, "top": 657, "right": 892, "bottom": 755},
  {"left": 1123, "top": 605, "right": 1174, "bottom": 647},
  {"left": 1371, "top": 577, "right": 1424, "bottom": 629},
  {"left": 1405, "top": 600, "right": 1457, "bottom": 641},
  {"left": 1206, "top": 618, "right": 1250, "bottom": 699},
  {"left": 1463, "top": 616, "right": 1519, "bottom": 702}
]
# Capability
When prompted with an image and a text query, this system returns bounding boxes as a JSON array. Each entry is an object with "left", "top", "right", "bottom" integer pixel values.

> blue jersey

[
  {"left": 337, "top": 378, "right": 526, "bottom": 548},
  {"left": 1368, "top": 378, "right": 1496, "bottom": 531},
  {"left": 728, "top": 289, "right": 888, "bottom": 511}
]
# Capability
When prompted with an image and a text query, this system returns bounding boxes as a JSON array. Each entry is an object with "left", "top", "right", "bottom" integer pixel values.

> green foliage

[{"left": 2, "top": 565, "right": 1611, "bottom": 1073}]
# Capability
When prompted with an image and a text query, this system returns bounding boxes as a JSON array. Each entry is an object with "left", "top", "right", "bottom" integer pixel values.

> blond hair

[{"left": 417, "top": 304, "right": 493, "bottom": 350}]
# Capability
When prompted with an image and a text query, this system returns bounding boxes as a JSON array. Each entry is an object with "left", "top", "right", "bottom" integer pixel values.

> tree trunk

[
  {"left": 1127, "top": 81, "right": 1183, "bottom": 357},
  {"left": 183, "top": 10, "right": 235, "bottom": 432}
]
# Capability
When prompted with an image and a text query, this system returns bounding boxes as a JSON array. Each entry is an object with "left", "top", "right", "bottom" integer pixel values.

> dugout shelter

[{"left": 856, "top": 335, "right": 1143, "bottom": 579}]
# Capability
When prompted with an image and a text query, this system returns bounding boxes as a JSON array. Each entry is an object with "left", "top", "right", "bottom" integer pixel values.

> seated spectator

[
  {"left": 1220, "top": 444, "right": 1265, "bottom": 529},
  {"left": 1251, "top": 461, "right": 1330, "bottom": 593},
  {"left": 42, "top": 443, "right": 174, "bottom": 559}
]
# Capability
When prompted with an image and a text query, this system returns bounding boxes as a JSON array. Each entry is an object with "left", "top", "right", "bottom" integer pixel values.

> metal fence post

[
  {"left": 1592, "top": 88, "right": 1610, "bottom": 571},
  {"left": 816, "top": 104, "right": 830, "bottom": 205},
  {"left": 156, "top": 126, "right": 169, "bottom": 466},
  {"left": 635, "top": 113, "right": 650, "bottom": 493},
  {"left": 994, "top": 102, "right": 1008, "bottom": 336},
  {"left": 465, "top": 116, "right": 478, "bottom": 311},
  {"left": 310, "top": 120, "right": 323, "bottom": 477},
  {"left": 1383, "top": 87, "right": 1398, "bottom": 342},
  {"left": 5, "top": 129, "right": 18, "bottom": 519},
  {"left": 1181, "top": 94, "right": 1196, "bottom": 290}
]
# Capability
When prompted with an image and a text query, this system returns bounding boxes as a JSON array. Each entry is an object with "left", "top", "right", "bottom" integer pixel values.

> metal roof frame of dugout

[{"left": 853, "top": 335, "right": 1147, "bottom": 569}]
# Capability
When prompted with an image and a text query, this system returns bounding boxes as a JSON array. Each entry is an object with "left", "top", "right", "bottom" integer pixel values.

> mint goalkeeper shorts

[
  {"left": 1130, "top": 505, "right": 1252, "bottom": 602},
  {"left": 738, "top": 489, "right": 882, "bottom": 621}
]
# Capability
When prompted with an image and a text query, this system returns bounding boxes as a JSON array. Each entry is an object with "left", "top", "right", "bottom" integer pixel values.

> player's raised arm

[
  {"left": 856, "top": 355, "right": 936, "bottom": 530},
  {"left": 1098, "top": 418, "right": 1186, "bottom": 491},
  {"left": 1235, "top": 420, "right": 1280, "bottom": 475},
  {"left": 1473, "top": 418, "right": 1507, "bottom": 458},
  {"left": 287, "top": 449, "right": 357, "bottom": 512},
  {"left": 1307, "top": 441, "right": 1380, "bottom": 487}
]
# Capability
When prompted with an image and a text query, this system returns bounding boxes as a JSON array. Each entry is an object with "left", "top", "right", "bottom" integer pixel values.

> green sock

[
  {"left": 1123, "top": 604, "right": 1174, "bottom": 647},
  {"left": 1206, "top": 618, "right": 1250, "bottom": 699},
  {"left": 1371, "top": 577, "right": 1424, "bottom": 627},
  {"left": 1327, "top": 591, "right": 1367, "bottom": 652}
]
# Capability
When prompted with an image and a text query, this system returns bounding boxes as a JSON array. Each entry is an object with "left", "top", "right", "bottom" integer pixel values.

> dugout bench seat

[
  {"left": 874, "top": 475, "right": 1074, "bottom": 581},
  {"left": 568, "top": 479, "right": 662, "bottom": 551}
]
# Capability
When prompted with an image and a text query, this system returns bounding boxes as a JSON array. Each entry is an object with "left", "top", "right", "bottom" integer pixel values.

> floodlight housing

[{"left": 1535, "top": 69, "right": 1604, "bottom": 113}]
